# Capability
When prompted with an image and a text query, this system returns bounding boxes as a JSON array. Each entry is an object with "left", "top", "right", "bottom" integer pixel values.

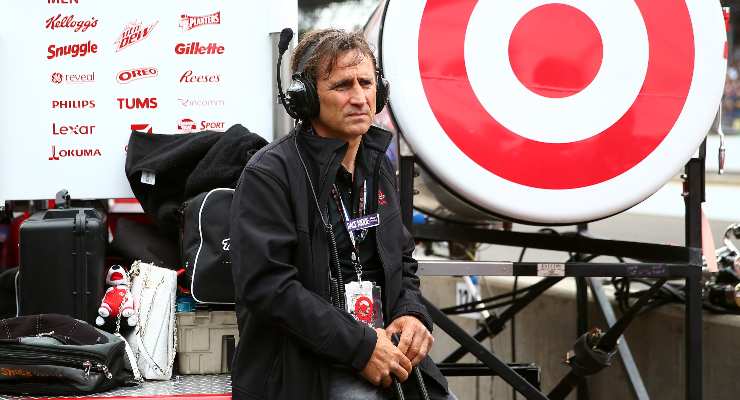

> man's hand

[
  {"left": 361, "top": 328, "right": 412, "bottom": 387},
  {"left": 385, "top": 316, "right": 434, "bottom": 366}
]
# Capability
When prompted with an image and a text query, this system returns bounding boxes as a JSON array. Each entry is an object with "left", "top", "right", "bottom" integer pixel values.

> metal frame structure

[{"left": 401, "top": 146, "right": 706, "bottom": 399}]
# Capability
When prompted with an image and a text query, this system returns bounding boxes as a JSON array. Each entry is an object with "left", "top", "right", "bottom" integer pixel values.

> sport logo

[
  {"left": 131, "top": 123, "right": 153, "bottom": 134},
  {"left": 201, "top": 120, "right": 225, "bottom": 130},
  {"left": 49, "top": 145, "right": 102, "bottom": 161},
  {"left": 174, "top": 42, "right": 224, "bottom": 55},
  {"left": 117, "top": 97, "right": 157, "bottom": 110},
  {"left": 45, "top": 14, "right": 98, "bottom": 32},
  {"left": 114, "top": 20, "right": 158, "bottom": 52},
  {"left": 179, "top": 70, "right": 220, "bottom": 84},
  {"left": 50, "top": 71, "right": 95, "bottom": 84},
  {"left": 117, "top": 67, "right": 158, "bottom": 84},
  {"left": 47, "top": 40, "right": 97, "bottom": 59},
  {"left": 179, "top": 11, "right": 220, "bottom": 31},
  {"left": 177, "top": 118, "right": 196, "bottom": 133},
  {"left": 52, "top": 100, "right": 95, "bottom": 109}
]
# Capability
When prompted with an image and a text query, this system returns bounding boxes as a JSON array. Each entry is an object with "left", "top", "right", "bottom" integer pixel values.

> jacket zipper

[
  {"left": 371, "top": 153, "right": 389, "bottom": 325},
  {"left": 0, "top": 346, "right": 112, "bottom": 379}
]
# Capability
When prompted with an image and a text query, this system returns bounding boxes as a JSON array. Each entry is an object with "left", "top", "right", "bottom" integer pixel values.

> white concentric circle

[
  {"left": 382, "top": 0, "right": 726, "bottom": 224},
  {"left": 466, "top": 0, "right": 648, "bottom": 143}
]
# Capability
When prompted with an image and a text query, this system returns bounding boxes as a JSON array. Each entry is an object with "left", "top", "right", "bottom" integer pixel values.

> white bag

[{"left": 125, "top": 260, "right": 177, "bottom": 380}]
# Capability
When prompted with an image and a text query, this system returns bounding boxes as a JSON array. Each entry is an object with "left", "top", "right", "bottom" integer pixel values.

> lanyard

[{"left": 331, "top": 179, "right": 367, "bottom": 281}]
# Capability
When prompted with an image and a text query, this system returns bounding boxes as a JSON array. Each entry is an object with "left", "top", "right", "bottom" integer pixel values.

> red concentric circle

[{"left": 418, "top": 0, "right": 694, "bottom": 189}]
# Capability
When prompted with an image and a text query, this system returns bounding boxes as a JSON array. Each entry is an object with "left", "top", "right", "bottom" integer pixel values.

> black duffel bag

[
  {"left": 0, "top": 314, "right": 138, "bottom": 396},
  {"left": 182, "top": 188, "right": 235, "bottom": 304}
]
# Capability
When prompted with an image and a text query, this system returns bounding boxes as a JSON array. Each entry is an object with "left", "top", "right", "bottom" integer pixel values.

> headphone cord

[{"left": 293, "top": 133, "right": 346, "bottom": 310}]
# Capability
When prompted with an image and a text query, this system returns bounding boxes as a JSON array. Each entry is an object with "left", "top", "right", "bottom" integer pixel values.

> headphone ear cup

[
  {"left": 286, "top": 74, "right": 320, "bottom": 120},
  {"left": 376, "top": 76, "right": 390, "bottom": 113}
]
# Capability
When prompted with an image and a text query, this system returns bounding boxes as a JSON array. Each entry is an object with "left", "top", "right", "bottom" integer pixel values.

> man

[{"left": 230, "top": 29, "right": 452, "bottom": 399}]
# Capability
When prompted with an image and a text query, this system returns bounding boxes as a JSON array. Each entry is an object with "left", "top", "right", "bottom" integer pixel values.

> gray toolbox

[{"left": 176, "top": 310, "right": 239, "bottom": 374}]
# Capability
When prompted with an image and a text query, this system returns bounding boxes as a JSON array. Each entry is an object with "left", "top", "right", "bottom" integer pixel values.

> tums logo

[
  {"left": 49, "top": 145, "right": 101, "bottom": 161},
  {"left": 180, "top": 70, "right": 220, "bottom": 84},
  {"left": 50, "top": 71, "right": 94, "bottom": 84},
  {"left": 177, "top": 98, "right": 225, "bottom": 107},
  {"left": 47, "top": 40, "right": 97, "bottom": 59},
  {"left": 117, "top": 67, "right": 158, "bottom": 84},
  {"left": 117, "top": 97, "right": 157, "bottom": 109},
  {"left": 52, "top": 123, "right": 95, "bottom": 135},
  {"left": 115, "top": 20, "right": 158, "bottom": 52},
  {"left": 175, "top": 42, "right": 224, "bottom": 55},
  {"left": 179, "top": 11, "right": 221, "bottom": 31},
  {"left": 52, "top": 99, "right": 95, "bottom": 109},
  {"left": 45, "top": 14, "right": 98, "bottom": 32}
]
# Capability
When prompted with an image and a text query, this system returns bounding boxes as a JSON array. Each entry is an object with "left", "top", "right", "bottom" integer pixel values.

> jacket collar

[{"left": 294, "top": 123, "right": 393, "bottom": 172}]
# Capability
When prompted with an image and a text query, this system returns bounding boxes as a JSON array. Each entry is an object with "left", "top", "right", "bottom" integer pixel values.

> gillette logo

[{"left": 174, "top": 42, "right": 224, "bottom": 55}]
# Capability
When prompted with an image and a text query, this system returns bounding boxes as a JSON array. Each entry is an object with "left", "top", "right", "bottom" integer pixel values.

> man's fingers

[
  {"left": 381, "top": 374, "right": 392, "bottom": 388},
  {"left": 398, "top": 328, "right": 414, "bottom": 354},
  {"left": 391, "top": 361, "right": 410, "bottom": 382},
  {"left": 398, "top": 353, "right": 412, "bottom": 373}
]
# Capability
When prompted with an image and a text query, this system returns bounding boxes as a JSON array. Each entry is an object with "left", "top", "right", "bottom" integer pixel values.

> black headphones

[{"left": 284, "top": 39, "right": 390, "bottom": 121}]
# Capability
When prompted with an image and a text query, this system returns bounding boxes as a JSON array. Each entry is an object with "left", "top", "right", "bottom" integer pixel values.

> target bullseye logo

[
  {"left": 381, "top": 0, "right": 726, "bottom": 223},
  {"left": 508, "top": 4, "right": 603, "bottom": 99}
]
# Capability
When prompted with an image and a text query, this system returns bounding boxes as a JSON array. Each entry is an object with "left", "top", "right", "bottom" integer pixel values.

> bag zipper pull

[
  {"left": 82, "top": 360, "right": 92, "bottom": 378},
  {"left": 95, "top": 362, "right": 113, "bottom": 379}
]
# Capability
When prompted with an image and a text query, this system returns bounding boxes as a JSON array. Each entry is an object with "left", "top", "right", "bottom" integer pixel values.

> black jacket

[{"left": 230, "top": 125, "right": 447, "bottom": 399}]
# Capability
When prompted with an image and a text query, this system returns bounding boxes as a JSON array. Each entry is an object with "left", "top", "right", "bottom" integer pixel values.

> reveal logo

[
  {"left": 179, "top": 11, "right": 220, "bottom": 31},
  {"left": 115, "top": 20, "right": 158, "bottom": 52},
  {"left": 50, "top": 71, "right": 95, "bottom": 84},
  {"left": 117, "top": 67, "right": 158, "bottom": 84}
]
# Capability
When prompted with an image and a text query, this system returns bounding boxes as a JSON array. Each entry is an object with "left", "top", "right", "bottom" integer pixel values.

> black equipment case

[{"left": 17, "top": 208, "right": 106, "bottom": 325}]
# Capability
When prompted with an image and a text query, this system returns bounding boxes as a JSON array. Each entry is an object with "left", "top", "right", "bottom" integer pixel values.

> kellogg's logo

[
  {"left": 177, "top": 118, "right": 196, "bottom": 133},
  {"left": 117, "top": 67, "right": 158, "bottom": 84},
  {"left": 115, "top": 20, "right": 158, "bottom": 52},
  {"left": 174, "top": 42, "right": 224, "bottom": 55},
  {"left": 51, "top": 99, "right": 95, "bottom": 109},
  {"left": 45, "top": 14, "right": 98, "bottom": 32},
  {"left": 180, "top": 70, "right": 220, "bottom": 84},
  {"left": 179, "top": 11, "right": 220, "bottom": 31},
  {"left": 49, "top": 145, "right": 102, "bottom": 161},
  {"left": 50, "top": 71, "right": 94, "bottom": 84},
  {"left": 47, "top": 41, "right": 97, "bottom": 59}
]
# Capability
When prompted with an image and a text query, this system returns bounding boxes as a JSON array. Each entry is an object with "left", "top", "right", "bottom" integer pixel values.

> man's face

[{"left": 312, "top": 50, "right": 377, "bottom": 141}]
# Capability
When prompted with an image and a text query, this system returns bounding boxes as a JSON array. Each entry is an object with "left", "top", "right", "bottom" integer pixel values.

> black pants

[{"left": 328, "top": 367, "right": 456, "bottom": 400}]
